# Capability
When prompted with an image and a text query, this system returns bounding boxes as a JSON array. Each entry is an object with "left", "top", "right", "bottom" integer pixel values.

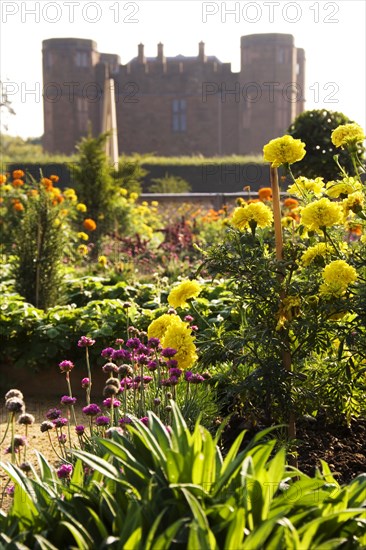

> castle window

[
  {"left": 75, "top": 51, "right": 90, "bottom": 68},
  {"left": 45, "top": 51, "right": 54, "bottom": 68},
  {"left": 172, "top": 99, "right": 186, "bottom": 132},
  {"left": 76, "top": 97, "right": 89, "bottom": 132},
  {"left": 277, "top": 48, "right": 287, "bottom": 64}
]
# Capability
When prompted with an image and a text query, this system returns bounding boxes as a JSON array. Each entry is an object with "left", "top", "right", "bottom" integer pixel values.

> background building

[{"left": 42, "top": 34, "right": 305, "bottom": 156}]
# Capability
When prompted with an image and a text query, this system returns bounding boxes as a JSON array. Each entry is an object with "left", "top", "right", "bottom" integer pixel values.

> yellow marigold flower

[
  {"left": 54, "top": 218, "right": 61, "bottom": 227},
  {"left": 151, "top": 200, "right": 159, "bottom": 207},
  {"left": 64, "top": 188, "right": 78, "bottom": 202},
  {"left": 168, "top": 280, "right": 202, "bottom": 309},
  {"left": 231, "top": 202, "right": 273, "bottom": 230},
  {"left": 76, "top": 203, "right": 87, "bottom": 212},
  {"left": 331, "top": 123, "right": 365, "bottom": 148},
  {"left": 77, "top": 244, "right": 88, "bottom": 256},
  {"left": 129, "top": 192, "right": 138, "bottom": 201},
  {"left": 276, "top": 295, "right": 301, "bottom": 330},
  {"left": 2, "top": 184, "right": 11, "bottom": 192},
  {"left": 161, "top": 323, "right": 197, "bottom": 370},
  {"left": 258, "top": 187, "right": 272, "bottom": 201},
  {"left": 300, "top": 198, "right": 342, "bottom": 232},
  {"left": 98, "top": 255, "right": 108, "bottom": 267},
  {"left": 301, "top": 243, "right": 329, "bottom": 266},
  {"left": 120, "top": 188, "right": 128, "bottom": 196},
  {"left": 326, "top": 177, "right": 362, "bottom": 198},
  {"left": 0, "top": 174, "right": 7, "bottom": 184},
  {"left": 77, "top": 232, "right": 89, "bottom": 241},
  {"left": 12, "top": 169, "right": 24, "bottom": 179},
  {"left": 60, "top": 209, "right": 68, "bottom": 217},
  {"left": 83, "top": 218, "right": 97, "bottom": 231},
  {"left": 342, "top": 192, "right": 364, "bottom": 216},
  {"left": 287, "top": 176, "right": 325, "bottom": 198},
  {"left": 320, "top": 260, "right": 357, "bottom": 298},
  {"left": 148, "top": 314, "right": 183, "bottom": 341},
  {"left": 263, "top": 135, "right": 306, "bottom": 167}
]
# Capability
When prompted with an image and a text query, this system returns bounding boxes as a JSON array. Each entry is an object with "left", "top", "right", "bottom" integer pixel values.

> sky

[{"left": 0, "top": 0, "right": 365, "bottom": 139}]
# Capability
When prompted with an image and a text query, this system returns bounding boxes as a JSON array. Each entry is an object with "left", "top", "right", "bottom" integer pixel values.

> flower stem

[
  {"left": 0, "top": 414, "right": 11, "bottom": 446},
  {"left": 85, "top": 348, "right": 92, "bottom": 405}
]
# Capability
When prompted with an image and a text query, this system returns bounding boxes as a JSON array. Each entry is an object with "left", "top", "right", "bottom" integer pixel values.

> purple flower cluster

[
  {"left": 75, "top": 425, "right": 85, "bottom": 435},
  {"left": 78, "top": 336, "right": 95, "bottom": 348},
  {"left": 53, "top": 417, "right": 68, "bottom": 428},
  {"left": 103, "top": 398, "right": 121, "bottom": 408},
  {"left": 61, "top": 395, "right": 77, "bottom": 405},
  {"left": 82, "top": 404, "right": 101, "bottom": 416},
  {"left": 57, "top": 464, "right": 73, "bottom": 479},
  {"left": 46, "top": 408, "right": 62, "bottom": 420},
  {"left": 95, "top": 416, "right": 110, "bottom": 427},
  {"left": 161, "top": 347, "right": 177, "bottom": 358},
  {"left": 185, "top": 372, "right": 205, "bottom": 384},
  {"left": 59, "top": 360, "right": 74, "bottom": 373},
  {"left": 81, "top": 377, "right": 90, "bottom": 388}
]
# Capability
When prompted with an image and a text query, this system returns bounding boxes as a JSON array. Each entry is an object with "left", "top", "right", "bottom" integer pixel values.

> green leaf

[
  {"left": 59, "top": 520, "right": 94, "bottom": 548},
  {"left": 33, "top": 535, "right": 60, "bottom": 550},
  {"left": 150, "top": 518, "right": 187, "bottom": 550}
]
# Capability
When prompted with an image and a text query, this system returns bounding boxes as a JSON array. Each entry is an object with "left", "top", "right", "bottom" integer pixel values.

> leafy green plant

[
  {"left": 12, "top": 182, "right": 65, "bottom": 310},
  {"left": 73, "top": 132, "right": 116, "bottom": 253},
  {"left": 1, "top": 402, "right": 366, "bottom": 548},
  {"left": 148, "top": 173, "right": 192, "bottom": 193}
]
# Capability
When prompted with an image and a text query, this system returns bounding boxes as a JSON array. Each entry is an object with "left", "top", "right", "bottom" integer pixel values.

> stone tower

[{"left": 239, "top": 33, "right": 305, "bottom": 155}]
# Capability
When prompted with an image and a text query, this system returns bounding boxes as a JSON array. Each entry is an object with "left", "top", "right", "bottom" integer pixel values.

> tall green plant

[
  {"left": 12, "top": 183, "right": 64, "bottom": 310},
  {"left": 73, "top": 132, "right": 116, "bottom": 252}
]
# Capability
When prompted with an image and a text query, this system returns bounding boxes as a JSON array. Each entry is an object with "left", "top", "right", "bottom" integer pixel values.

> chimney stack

[
  {"left": 138, "top": 43, "right": 145, "bottom": 63},
  {"left": 198, "top": 41, "right": 206, "bottom": 62},
  {"left": 157, "top": 42, "right": 165, "bottom": 62}
]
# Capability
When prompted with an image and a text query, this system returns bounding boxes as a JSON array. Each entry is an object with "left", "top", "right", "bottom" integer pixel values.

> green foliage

[
  {"left": 1, "top": 402, "right": 366, "bottom": 548},
  {"left": 112, "top": 156, "right": 148, "bottom": 194},
  {"left": 0, "top": 133, "right": 73, "bottom": 163},
  {"left": 148, "top": 173, "right": 192, "bottom": 193},
  {"left": 73, "top": 132, "right": 116, "bottom": 250},
  {"left": 12, "top": 183, "right": 65, "bottom": 310},
  {"left": 139, "top": 154, "right": 264, "bottom": 165},
  {"left": 288, "top": 110, "right": 366, "bottom": 181}
]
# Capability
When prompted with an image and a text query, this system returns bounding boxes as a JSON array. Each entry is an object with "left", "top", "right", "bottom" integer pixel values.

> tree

[{"left": 288, "top": 110, "right": 365, "bottom": 181}]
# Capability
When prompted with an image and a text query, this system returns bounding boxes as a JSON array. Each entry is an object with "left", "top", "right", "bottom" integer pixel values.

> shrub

[
  {"left": 12, "top": 181, "right": 65, "bottom": 310},
  {"left": 288, "top": 109, "right": 366, "bottom": 181},
  {"left": 148, "top": 172, "right": 192, "bottom": 193}
]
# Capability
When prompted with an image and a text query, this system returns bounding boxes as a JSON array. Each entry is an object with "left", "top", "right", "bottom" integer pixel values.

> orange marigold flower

[
  {"left": 13, "top": 202, "right": 24, "bottom": 211},
  {"left": 12, "top": 170, "right": 24, "bottom": 179},
  {"left": 283, "top": 198, "right": 299, "bottom": 210},
  {"left": 28, "top": 189, "right": 38, "bottom": 197},
  {"left": 258, "top": 187, "right": 272, "bottom": 200},
  {"left": 12, "top": 179, "right": 24, "bottom": 188},
  {"left": 83, "top": 218, "right": 97, "bottom": 231},
  {"left": 0, "top": 174, "right": 7, "bottom": 184},
  {"left": 50, "top": 175, "right": 59, "bottom": 182},
  {"left": 41, "top": 177, "right": 53, "bottom": 189}
]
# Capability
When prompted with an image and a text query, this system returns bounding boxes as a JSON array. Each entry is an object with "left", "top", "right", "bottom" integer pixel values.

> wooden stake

[{"left": 270, "top": 166, "right": 297, "bottom": 467}]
